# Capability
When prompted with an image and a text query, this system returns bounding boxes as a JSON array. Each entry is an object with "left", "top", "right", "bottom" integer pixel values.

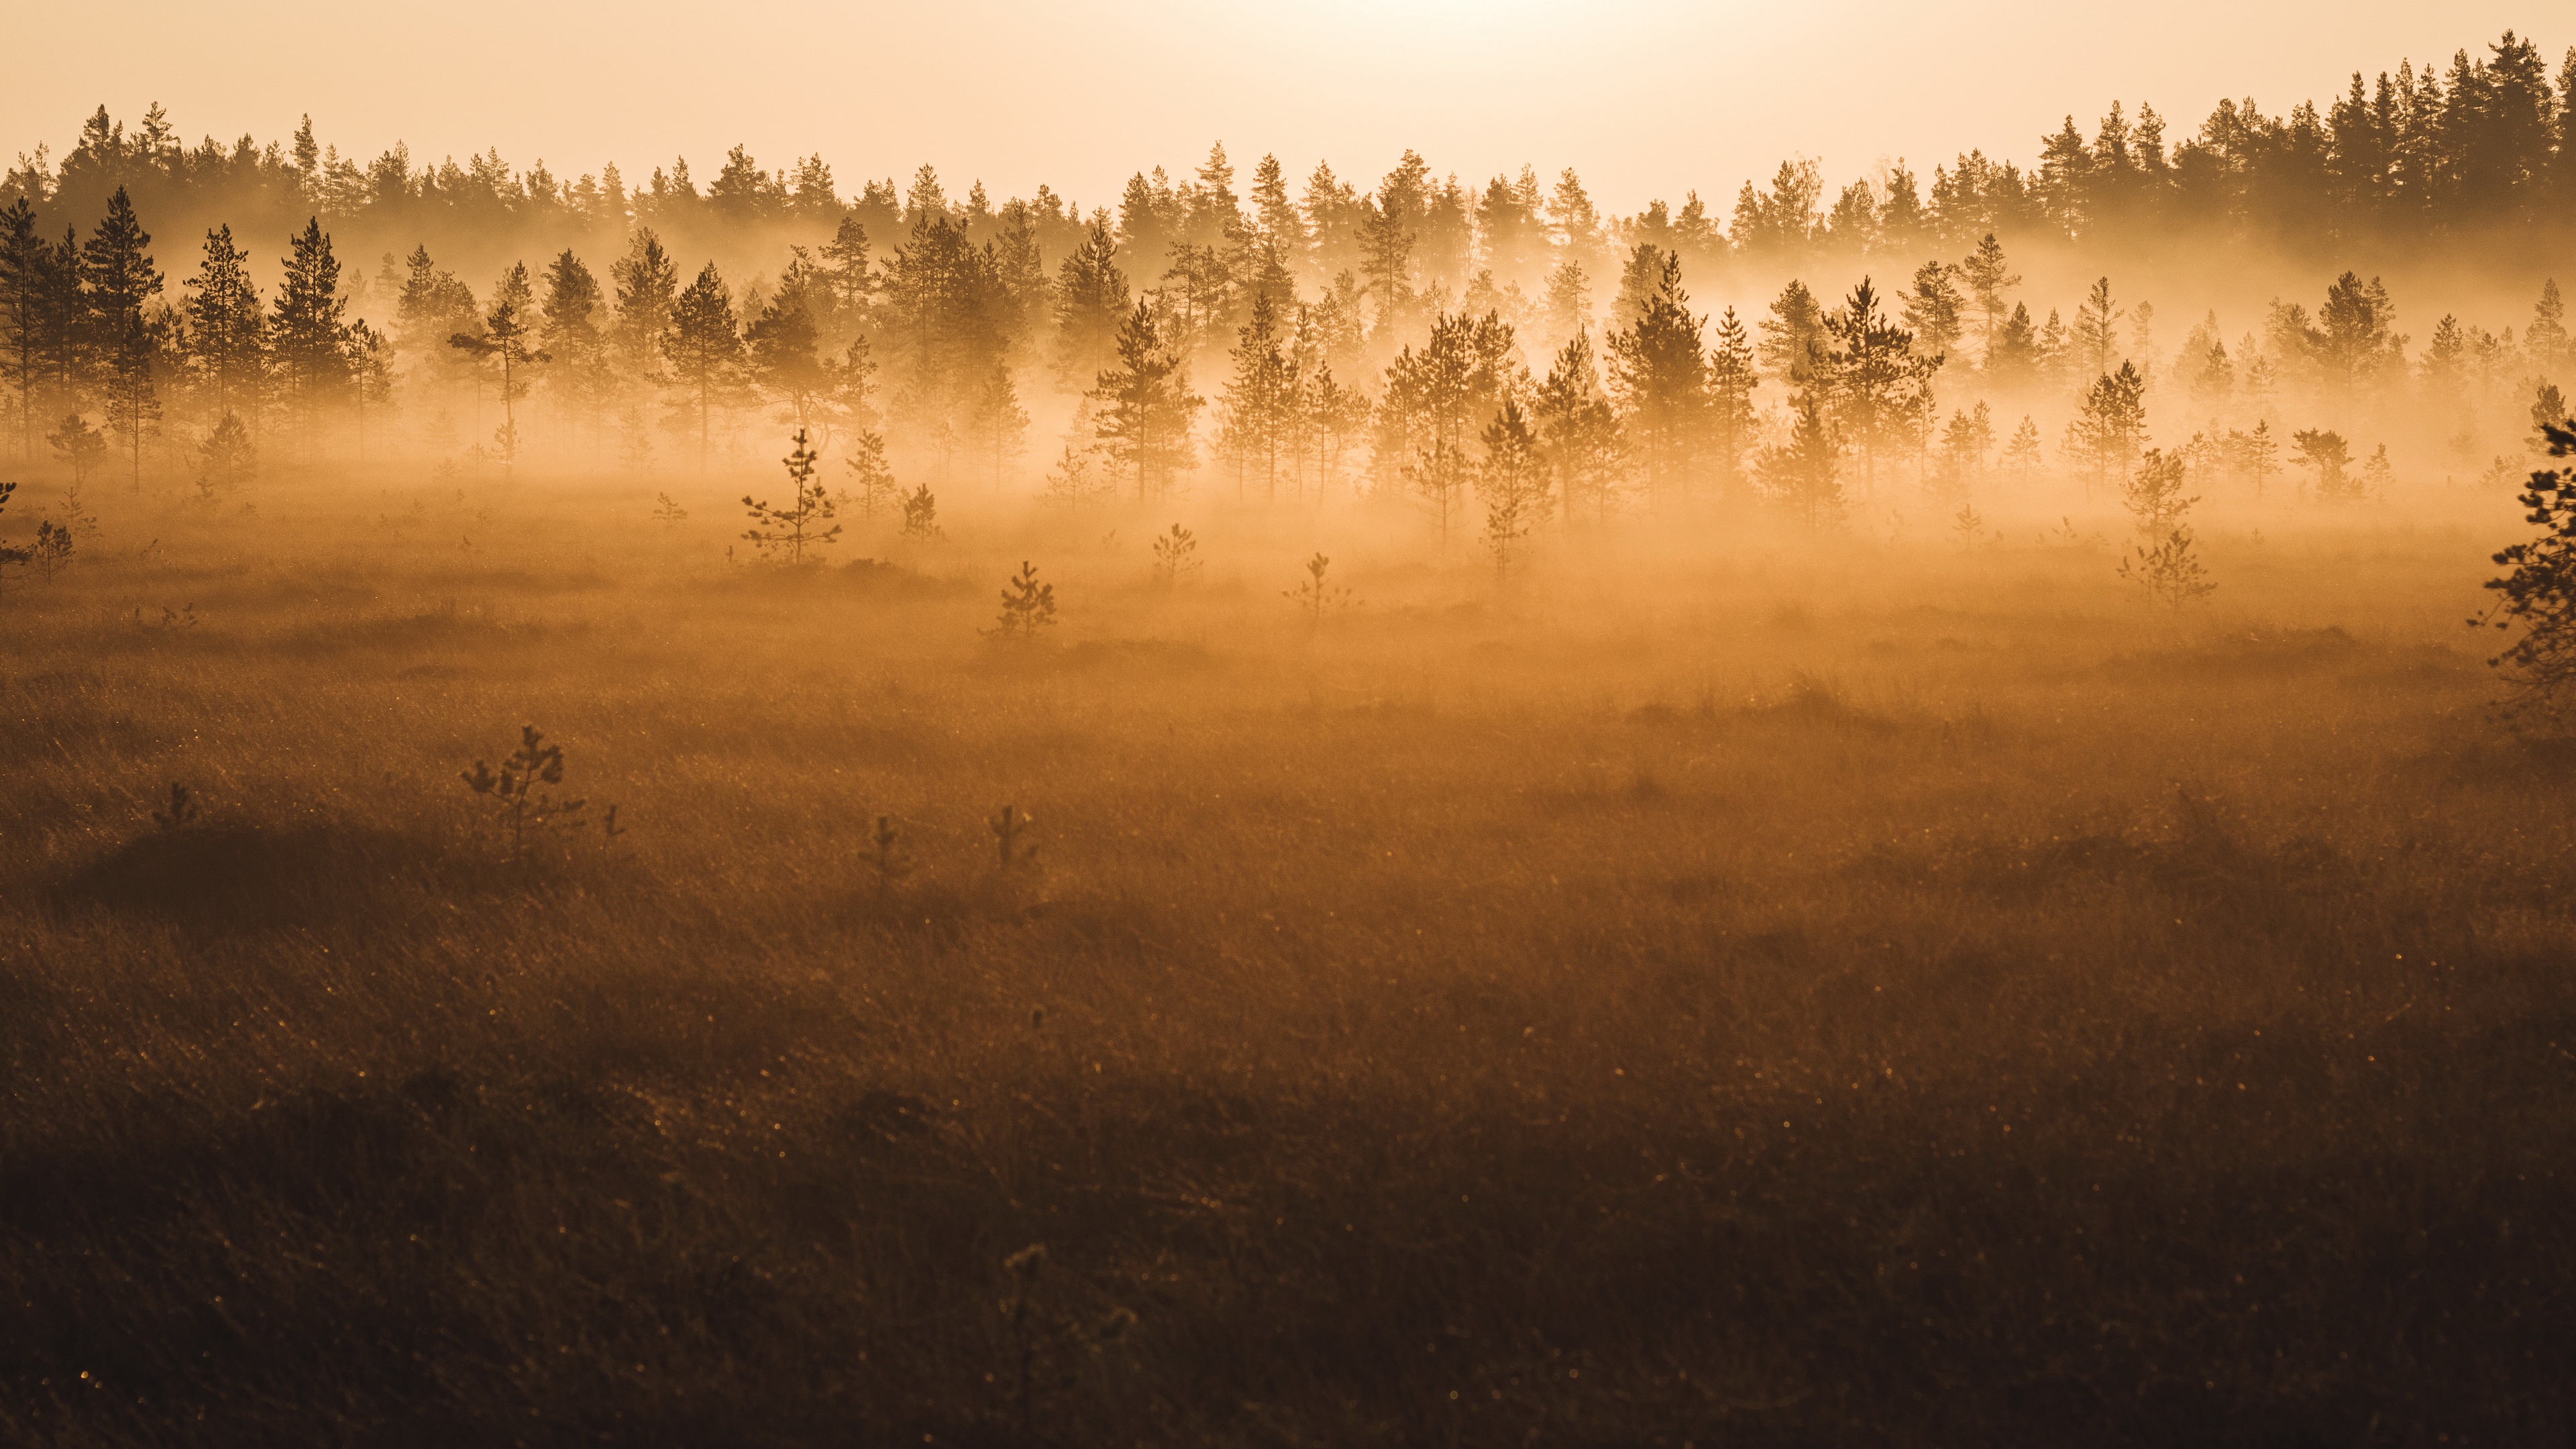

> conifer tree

[
  {"left": 450, "top": 262, "right": 547, "bottom": 476},
  {"left": 184, "top": 225, "right": 266, "bottom": 441},
  {"left": 1537, "top": 327, "right": 1621, "bottom": 524},
  {"left": 346, "top": 318, "right": 393, "bottom": 462},
  {"left": 1902, "top": 260, "right": 1966, "bottom": 364},
  {"left": 1219, "top": 288, "right": 1296, "bottom": 500},
  {"left": 539, "top": 250, "right": 607, "bottom": 453},
  {"left": 665, "top": 260, "right": 741, "bottom": 471},
  {"left": 1758, "top": 279, "right": 1826, "bottom": 386},
  {"left": 270, "top": 218, "right": 349, "bottom": 455},
  {"left": 1606, "top": 250, "right": 1707, "bottom": 504},
  {"left": 822, "top": 216, "right": 873, "bottom": 329},
  {"left": 1088, "top": 300, "right": 1200, "bottom": 500},
  {"left": 1542, "top": 259, "right": 1590, "bottom": 345},
  {"left": 1053, "top": 217, "right": 1129, "bottom": 390},
  {"left": 968, "top": 361, "right": 1028, "bottom": 489},
  {"left": 33, "top": 227, "right": 84, "bottom": 423},
  {"left": 1820, "top": 277, "right": 1941, "bottom": 496},
  {"left": 2074, "top": 276, "right": 2125, "bottom": 378},
  {"left": 746, "top": 259, "right": 826, "bottom": 432},
  {"left": 1706, "top": 307, "right": 1759, "bottom": 506},
  {"left": 1476, "top": 398, "right": 1548, "bottom": 577},
  {"left": 1, "top": 199, "right": 43, "bottom": 462},
  {"left": 2068, "top": 361, "right": 2150, "bottom": 492},
  {"left": 80, "top": 186, "right": 163, "bottom": 487},
  {"left": 1957, "top": 233, "right": 2020, "bottom": 362},
  {"left": 1759, "top": 392, "right": 1841, "bottom": 531}
]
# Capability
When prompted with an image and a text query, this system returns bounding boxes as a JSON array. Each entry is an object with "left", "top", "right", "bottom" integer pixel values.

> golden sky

[{"left": 3, "top": 1, "right": 2552, "bottom": 211}]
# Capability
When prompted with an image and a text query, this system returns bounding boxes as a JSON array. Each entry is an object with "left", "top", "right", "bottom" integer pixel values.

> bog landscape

[{"left": 5, "top": 27, "right": 2576, "bottom": 1445}]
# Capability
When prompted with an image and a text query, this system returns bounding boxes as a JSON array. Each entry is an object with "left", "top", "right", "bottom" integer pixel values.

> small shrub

[{"left": 651, "top": 492, "right": 688, "bottom": 527}]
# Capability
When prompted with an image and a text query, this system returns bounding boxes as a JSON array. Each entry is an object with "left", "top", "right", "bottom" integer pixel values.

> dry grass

[{"left": 3, "top": 472, "right": 2571, "bottom": 1446}]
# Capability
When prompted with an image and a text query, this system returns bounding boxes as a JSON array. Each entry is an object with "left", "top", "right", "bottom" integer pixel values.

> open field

[{"left": 4, "top": 475, "right": 2573, "bottom": 1446}]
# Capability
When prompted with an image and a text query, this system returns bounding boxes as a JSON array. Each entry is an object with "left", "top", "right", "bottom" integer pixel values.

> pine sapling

[
  {"left": 868, "top": 814, "right": 913, "bottom": 896},
  {"left": 741, "top": 429, "right": 841, "bottom": 563},
  {"left": 1283, "top": 551, "right": 1353, "bottom": 626},
  {"left": 151, "top": 782, "right": 200, "bottom": 832},
  {"left": 652, "top": 492, "right": 688, "bottom": 527},
  {"left": 986, "top": 561, "right": 1058, "bottom": 641},
  {"left": 989, "top": 804, "right": 1036, "bottom": 868},
  {"left": 900, "top": 483, "right": 943, "bottom": 540},
  {"left": 461, "top": 725, "right": 590, "bottom": 856},
  {"left": 1150, "top": 523, "right": 1199, "bottom": 585}
]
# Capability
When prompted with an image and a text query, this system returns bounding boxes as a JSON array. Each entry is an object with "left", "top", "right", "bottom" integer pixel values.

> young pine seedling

[
  {"left": 989, "top": 804, "right": 1036, "bottom": 869},
  {"left": 1151, "top": 523, "right": 1199, "bottom": 586},
  {"left": 868, "top": 814, "right": 913, "bottom": 896},
  {"left": 652, "top": 492, "right": 688, "bottom": 527},
  {"left": 460, "top": 725, "right": 588, "bottom": 856},
  {"left": 1283, "top": 551, "right": 1354, "bottom": 626},
  {"left": 151, "top": 782, "right": 200, "bottom": 832},
  {"left": 985, "top": 561, "right": 1058, "bottom": 642}
]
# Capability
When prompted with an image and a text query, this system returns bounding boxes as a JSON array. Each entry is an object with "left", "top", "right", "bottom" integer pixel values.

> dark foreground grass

[{"left": 3, "top": 500, "right": 2573, "bottom": 1445}]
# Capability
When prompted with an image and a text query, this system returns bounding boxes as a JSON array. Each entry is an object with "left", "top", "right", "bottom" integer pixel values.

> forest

[{"left": 4, "top": 25, "right": 2576, "bottom": 1449}]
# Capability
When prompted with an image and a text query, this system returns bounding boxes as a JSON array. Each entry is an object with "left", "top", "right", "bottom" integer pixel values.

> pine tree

[
  {"left": 1536, "top": 327, "right": 1621, "bottom": 524},
  {"left": 80, "top": 186, "right": 163, "bottom": 488},
  {"left": 449, "top": 262, "right": 548, "bottom": 476},
  {"left": 1758, "top": 279, "right": 1825, "bottom": 386},
  {"left": 1758, "top": 392, "right": 1841, "bottom": 531},
  {"left": 270, "top": 218, "right": 349, "bottom": 455},
  {"left": 746, "top": 258, "right": 826, "bottom": 432},
  {"left": 1, "top": 198, "right": 42, "bottom": 462},
  {"left": 2002, "top": 415, "right": 2044, "bottom": 480},
  {"left": 2074, "top": 276, "right": 2125, "bottom": 378},
  {"left": 968, "top": 362, "right": 1028, "bottom": 489},
  {"left": 1606, "top": 250, "right": 1706, "bottom": 504},
  {"left": 1089, "top": 300, "right": 1201, "bottom": 501},
  {"left": 2525, "top": 278, "right": 2568, "bottom": 377},
  {"left": 841, "top": 427, "right": 900, "bottom": 517},
  {"left": 33, "top": 226, "right": 84, "bottom": 426},
  {"left": 821, "top": 215, "right": 873, "bottom": 330},
  {"left": 741, "top": 427, "right": 841, "bottom": 562},
  {"left": 1219, "top": 288, "right": 1296, "bottom": 501},
  {"left": 1820, "top": 277, "right": 1941, "bottom": 496},
  {"left": 2069, "top": 361, "right": 2150, "bottom": 492},
  {"left": 1542, "top": 259, "right": 1590, "bottom": 345},
  {"left": 665, "top": 260, "right": 741, "bottom": 471},
  {"left": 346, "top": 318, "right": 393, "bottom": 462},
  {"left": 539, "top": 250, "right": 607, "bottom": 453},
  {"left": 1476, "top": 398, "right": 1548, "bottom": 577},
  {"left": 1706, "top": 307, "right": 1759, "bottom": 506},
  {"left": 1902, "top": 260, "right": 1966, "bottom": 364},
  {"left": 1053, "top": 217, "right": 1129, "bottom": 390},
  {"left": 1957, "top": 233, "right": 2020, "bottom": 362},
  {"left": 184, "top": 225, "right": 266, "bottom": 442}
]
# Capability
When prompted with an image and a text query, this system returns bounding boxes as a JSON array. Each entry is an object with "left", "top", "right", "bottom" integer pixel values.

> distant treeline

[{"left": 1, "top": 30, "right": 2569, "bottom": 522}]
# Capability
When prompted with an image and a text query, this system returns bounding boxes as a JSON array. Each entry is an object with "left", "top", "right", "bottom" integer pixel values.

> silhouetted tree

[{"left": 664, "top": 260, "right": 741, "bottom": 471}]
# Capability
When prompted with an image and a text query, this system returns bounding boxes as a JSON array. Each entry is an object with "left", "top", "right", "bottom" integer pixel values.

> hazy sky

[{"left": 3, "top": 1, "right": 2555, "bottom": 214}]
